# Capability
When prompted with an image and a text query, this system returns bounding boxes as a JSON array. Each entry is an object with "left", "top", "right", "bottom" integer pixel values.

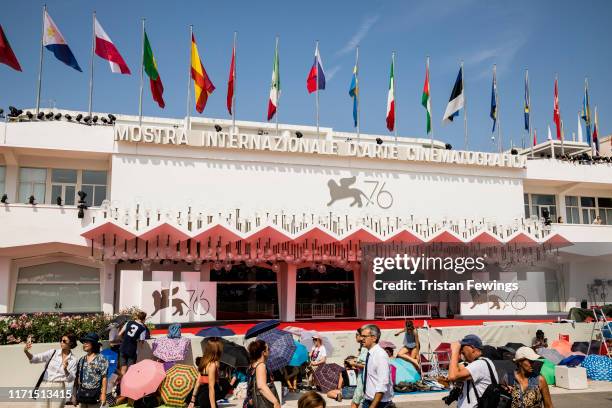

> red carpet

[{"left": 151, "top": 318, "right": 553, "bottom": 336}]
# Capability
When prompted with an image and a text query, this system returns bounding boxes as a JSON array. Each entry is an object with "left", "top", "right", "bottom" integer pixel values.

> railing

[
  {"left": 374, "top": 303, "right": 432, "bottom": 319},
  {"left": 296, "top": 303, "right": 344, "bottom": 319}
]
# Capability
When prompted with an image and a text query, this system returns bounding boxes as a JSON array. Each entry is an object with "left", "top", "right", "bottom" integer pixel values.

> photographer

[{"left": 448, "top": 335, "right": 498, "bottom": 408}]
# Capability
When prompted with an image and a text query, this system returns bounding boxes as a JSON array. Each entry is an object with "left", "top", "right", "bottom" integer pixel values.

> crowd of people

[{"left": 22, "top": 315, "right": 561, "bottom": 408}]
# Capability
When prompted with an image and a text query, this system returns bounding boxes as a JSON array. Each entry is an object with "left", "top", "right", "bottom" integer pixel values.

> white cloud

[
  {"left": 336, "top": 14, "right": 380, "bottom": 56},
  {"left": 325, "top": 65, "right": 342, "bottom": 81}
]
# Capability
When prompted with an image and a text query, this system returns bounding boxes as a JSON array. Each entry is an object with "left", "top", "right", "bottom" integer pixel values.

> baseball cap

[
  {"left": 514, "top": 346, "right": 541, "bottom": 362},
  {"left": 459, "top": 334, "right": 483, "bottom": 350}
]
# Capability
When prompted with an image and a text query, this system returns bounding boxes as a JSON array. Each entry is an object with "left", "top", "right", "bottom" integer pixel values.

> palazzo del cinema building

[{"left": 1, "top": 110, "right": 611, "bottom": 324}]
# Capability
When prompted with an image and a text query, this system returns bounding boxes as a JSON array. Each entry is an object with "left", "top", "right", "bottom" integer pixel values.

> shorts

[
  {"left": 341, "top": 386, "right": 356, "bottom": 399},
  {"left": 119, "top": 353, "right": 137, "bottom": 368}
]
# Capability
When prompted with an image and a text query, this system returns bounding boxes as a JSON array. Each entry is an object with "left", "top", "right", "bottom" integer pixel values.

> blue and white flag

[
  {"left": 43, "top": 10, "right": 81, "bottom": 72},
  {"left": 443, "top": 66, "right": 464, "bottom": 123}
]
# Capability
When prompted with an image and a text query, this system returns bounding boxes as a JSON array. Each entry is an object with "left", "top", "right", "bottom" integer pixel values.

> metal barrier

[
  {"left": 374, "top": 303, "right": 432, "bottom": 319},
  {"left": 296, "top": 303, "right": 344, "bottom": 319}
]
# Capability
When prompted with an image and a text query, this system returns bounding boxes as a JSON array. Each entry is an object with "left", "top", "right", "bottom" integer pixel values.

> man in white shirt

[
  {"left": 360, "top": 324, "right": 393, "bottom": 408},
  {"left": 448, "top": 334, "right": 498, "bottom": 408}
]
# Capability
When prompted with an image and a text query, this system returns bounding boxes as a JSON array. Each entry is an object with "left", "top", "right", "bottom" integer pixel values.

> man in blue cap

[{"left": 448, "top": 334, "right": 498, "bottom": 408}]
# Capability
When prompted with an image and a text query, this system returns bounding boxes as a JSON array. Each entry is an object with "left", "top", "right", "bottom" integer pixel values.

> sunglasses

[{"left": 61, "top": 339, "right": 70, "bottom": 344}]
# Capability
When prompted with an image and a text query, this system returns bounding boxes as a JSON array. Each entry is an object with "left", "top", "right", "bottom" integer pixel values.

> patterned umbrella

[
  {"left": 257, "top": 329, "right": 296, "bottom": 371},
  {"left": 313, "top": 363, "right": 344, "bottom": 392},
  {"left": 152, "top": 337, "right": 191, "bottom": 362},
  {"left": 121, "top": 359, "right": 166, "bottom": 400},
  {"left": 160, "top": 364, "right": 199, "bottom": 407}
]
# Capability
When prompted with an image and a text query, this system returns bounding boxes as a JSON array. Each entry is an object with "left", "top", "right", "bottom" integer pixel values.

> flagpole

[
  {"left": 495, "top": 65, "right": 502, "bottom": 153},
  {"left": 392, "top": 51, "right": 397, "bottom": 144},
  {"left": 88, "top": 11, "right": 96, "bottom": 117},
  {"left": 557, "top": 73, "right": 564, "bottom": 156},
  {"left": 356, "top": 46, "right": 360, "bottom": 143},
  {"left": 524, "top": 69, "right": 529, "bottom": 151},
  {"left": 35, "top": 4, "right": 47, "bottom": 115},
  {"left": 275, "top": 35, "right": 279, "bottom": 137},
  {"left": 138, "top": 18, "right": 145, "bottom": 127},
  {"left": 315, "top": 40, "right": 320, "bottom": 140},
  {"left": 232, "top": 31, "right": 237, "bottom": 134},
  {"left": 462, "top": 60, "right": 468, "bottom": 150},
  {"left": 528, "top": 69, "right": 534, "bottom": 158},
  {"left": 186, "top": 25, "right": 193, "bottom": 131},
  {"left": 428, "top": 56, "right": 434, "bottom": 154}
]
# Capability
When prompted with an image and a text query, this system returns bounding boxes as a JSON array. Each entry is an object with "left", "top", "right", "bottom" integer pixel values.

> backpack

[{"left": 467, "top": 358, "right": 512, "bottom": 408}]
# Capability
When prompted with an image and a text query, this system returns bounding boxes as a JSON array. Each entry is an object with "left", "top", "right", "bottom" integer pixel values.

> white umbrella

[{"left": 300, "top": 330, "right": 334, "bottom": 357}]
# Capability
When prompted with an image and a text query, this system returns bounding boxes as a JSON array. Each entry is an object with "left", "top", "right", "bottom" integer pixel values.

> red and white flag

[
  {"left": 553, "top": 78, "right": 561, "bottom": 140},
  {"left": 94, "top": 16, "right": 130, "bottom": 74}
]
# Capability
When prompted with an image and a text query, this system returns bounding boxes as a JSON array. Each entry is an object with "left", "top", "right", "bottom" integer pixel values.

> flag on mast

[
  {"left": 443, "top": 66, "right": 464, "bottom": 123},
  {"left": 190, "top": 33, "right": 215, "bottom": 113},
  {"left": 581, "top": 79, "right": 592, "bottom": 146},
  {"left": 553, "top": 77, "right": 561, "bottom": 140},
  {"left": 0, "top": 24, "right": 21, "bottom": 71},
  {"left": 267, "top": 39, "right": 280, "bottom": 121},
  {"left": 227, "top": 42, "right": 235, "bottom": 115},
  {"left": 385, "top": 55, "right": 395, "bottom": 131},
  {"left": 421, "top": 58, "right": 431, "bottom": 134},
  {"left": 593, "top": 105, "right": 600, "bottom": 155},
  {"left": 524, "top": 70, "right": 530, "bottom": 131},
  {"left": 42, "top": 10, "right": 81, "bottom": 71},
  {"left": 349, "top": 61, "right": 358, "bottom": 127},
  {"left": 490, "top": 66, "right": 498, "bottom": 132},
  {"left": 306, "top": 43, "right": 325, "bottom": 93},
  {"left": 577, "top": 112, "right": 583, "bottom": 143},
  {"left": 94, "top": 17, "right": 129, "bottom": 74},
  {"left": 142, "top": 30, "right": 164, "bottom": 108}
]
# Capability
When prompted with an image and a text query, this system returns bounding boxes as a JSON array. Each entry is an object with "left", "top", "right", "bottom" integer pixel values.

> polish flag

[{"left": 94, "top": 17, "right": 130, "bottom": 74}]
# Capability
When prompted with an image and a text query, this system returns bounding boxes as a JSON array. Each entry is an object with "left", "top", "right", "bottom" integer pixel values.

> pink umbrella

[{"left": 121, "top": 359, "right": 166, "bottom": 400}]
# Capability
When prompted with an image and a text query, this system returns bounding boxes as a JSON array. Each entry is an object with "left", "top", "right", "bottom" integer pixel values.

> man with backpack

[{"left": 448, "top": 335, "right": 501, "bottom": 408}]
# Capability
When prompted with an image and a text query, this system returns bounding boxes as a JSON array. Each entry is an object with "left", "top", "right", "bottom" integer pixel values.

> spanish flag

[{"left": 191, "top": 33, "right": 215, "bottom": 113}]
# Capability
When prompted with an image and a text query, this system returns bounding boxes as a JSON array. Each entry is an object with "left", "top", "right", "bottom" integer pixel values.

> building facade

[{"left": 1, "top": 111, "right": 611, "bottom": 323}]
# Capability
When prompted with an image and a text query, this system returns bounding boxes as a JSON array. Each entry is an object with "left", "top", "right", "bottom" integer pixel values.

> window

[
  {"left": 530, "top": 194, "right": 556, "bottom": 220},
  {"left": 0, "top": 166, "right": 5, "bottom": 195},
  {"left": 13, "top": 262, "right": 101, "bottom": 313},
  {"left": 51, "top": 169, "right": 77, "bottom": 205},
  {"left": 598, "top": 197, "right": 612, "bottom": 225},
  {"left": 565, "top": 196, "right": 580, "bottom": 224},
  {"left": 524, "top": 194, "right": 530, "bottom": 219},
  {"left": 296, "top": 266, "right": 355, "bottom": 318},
  {"left": 81, "top": 170, "right": 108, "bottom": 207},
  {"left": 18, "top": 168, "right": 47, "bottom": 204},
  {"left": 581, "top": 197, "right": 597, "bottom": 224}
]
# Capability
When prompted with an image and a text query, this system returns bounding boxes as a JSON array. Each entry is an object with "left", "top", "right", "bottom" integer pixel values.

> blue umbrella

[
  {"left": 195, "top": 326, "right": 236, "bottom": 337},
  {"left": 289, "top": 341, "right": 308, "bottom": 367},
  {"left": 257, "top": 329, "right": 296, "bottom": 371},
  {"left": 245, "top": 319, "right": 280, "bottom": 339},
  {"left": 101, "top": 348, "right": 118, "bottom": 378}
]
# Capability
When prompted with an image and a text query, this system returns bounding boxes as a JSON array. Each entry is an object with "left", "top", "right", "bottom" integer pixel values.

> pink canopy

[{"left": 121, "top": 359, "right": 166, "bottom": 400}]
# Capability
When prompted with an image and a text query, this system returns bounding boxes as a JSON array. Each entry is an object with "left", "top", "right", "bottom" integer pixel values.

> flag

[
  {"left": 42, "top": 10, "right": 81, "bottom": 72},
  {"left": 547, "top": 124, "right": 552, "bottom": 141},
  {"left": 386, "top": 55, "right": 395, "bottom": 131},
  {"left": 524, "top": 70, "right": 530, "bottom": 131},
  {"left": 421, "top": 59, "right": 431, "bottom": 134},
  {"left": 0, "top": 24, "right": 21, "bottom": 71},
  {"left": 553, "top": 78, "right": 561, "bottom": 140},
  {"left": 267, "top": 40, "right": 280, "bottom": 121},
  {"left": 94, "top": 17, "right": 130, "bottom": 74},
  {"left": 490, "top": 66, "right": 497, "bottom": 132},
  {"left": 349, "top": 63, "right": 358, "bottom": 127},
  {"left": 581, "top": 80, "right": 592, "bottom": 146},
  {"left": 306, "top": 44, "right": 325, "bottom": 93},
  {"left": 191, "top": 33, "right": 215, "bottom": 114},
  {"left": 443, "top": 66, "right": 464, "bottom": 123},
  {"left": 142, "top": 31, "right": 164, "bottom": 108},
  {"left": 593, "top": 106, "right": 600, "bottom": 155},
  {"left": 577, "top": 113, "right": 584, "bottom": 143},
  {"left": 227, "top": 43, "right": 235, "bottom": 115}
]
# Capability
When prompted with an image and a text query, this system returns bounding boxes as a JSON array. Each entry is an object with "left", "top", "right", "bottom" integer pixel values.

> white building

[{"left": 1, "top": 110, "right": 611, "bottom": 324}]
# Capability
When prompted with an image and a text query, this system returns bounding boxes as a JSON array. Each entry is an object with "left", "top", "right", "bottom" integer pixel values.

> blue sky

[{"left": 1, "top": 0, "right": 611, "bottom": 152}]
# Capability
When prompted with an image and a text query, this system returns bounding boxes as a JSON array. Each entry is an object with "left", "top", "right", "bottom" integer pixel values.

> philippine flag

[
  {"left": 306, "top": 44, "right": 325, "bottom": 93},
  {"left": 94, "top": 17, "right": 130, "bottom": 74},
  {"left": 43, "top": 10, "right": 81, "bottom": 72}
]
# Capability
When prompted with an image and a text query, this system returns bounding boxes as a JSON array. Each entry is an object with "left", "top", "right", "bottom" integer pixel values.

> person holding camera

[
  {"left": 448, "top": 335, "right": 498, "bottom": 408},
  {"left": 505, "top": 347, "right": 553, "bottom": 408}
]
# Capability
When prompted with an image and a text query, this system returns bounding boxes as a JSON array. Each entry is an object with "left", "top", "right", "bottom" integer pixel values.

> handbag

[
  {"left": 32, "top": 350, "right": 57, "bottom": 400},
  {"left": 250, "top": 363, "right": 279, "bottom": 408},
  {"left": 75, "top": 357, "right": 102, "bottom": 404}
]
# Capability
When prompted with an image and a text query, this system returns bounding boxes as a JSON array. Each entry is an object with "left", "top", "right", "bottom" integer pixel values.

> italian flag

[
  {"left": 386, "top": 56, "right": 395, "bottom": 131},
  {"left": 267, "top": 39, "right": 280, "bottom": 121},
  {"left": 421, "top": 59, "right": 431, "bottom": 134},
  {"left": 142, "top": 31, "right": 164, "bottom": 108}
]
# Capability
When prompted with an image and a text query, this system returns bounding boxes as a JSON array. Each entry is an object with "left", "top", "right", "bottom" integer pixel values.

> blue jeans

[{"left": 362, "top": 399, "right": 392, "bottom": 408}]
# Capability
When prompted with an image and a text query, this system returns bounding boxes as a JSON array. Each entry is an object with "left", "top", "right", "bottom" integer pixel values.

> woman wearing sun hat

[
  {"left": 506, "top": 347, "right": 553, "bottom": 408},
  {"left": 72, "top": 333, "right": 109, "bottom": 408}
]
